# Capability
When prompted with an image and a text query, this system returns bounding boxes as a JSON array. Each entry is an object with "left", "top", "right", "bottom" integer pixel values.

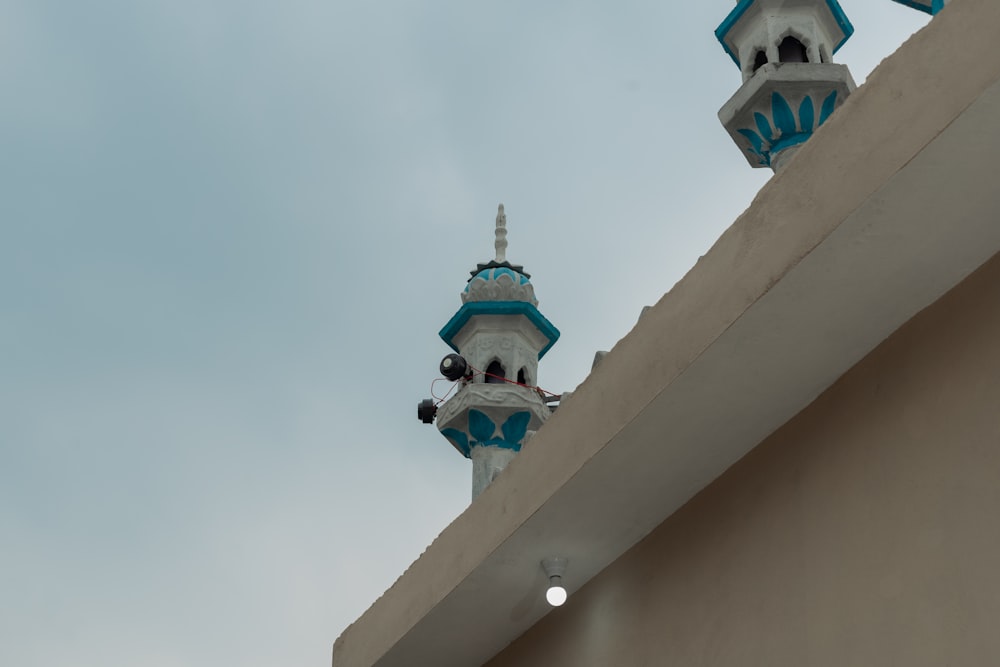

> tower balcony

[
  {"left": 719, "top": 62, "right": 856, "bottom": 171},
  {"left": 435, "top": 383, "right": 551, "bottom": 458}
]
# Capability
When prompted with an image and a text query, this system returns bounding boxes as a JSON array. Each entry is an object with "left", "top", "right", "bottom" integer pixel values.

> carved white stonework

[
  {"left": 440, "top": 383, "right": 547, "bottom": 412},
  {"left": 449, "top": 316, "right": 548, "bottom": 384},
  {"left": 436, "top": 383, "right": 551, "bottom": 446},
  {"left": 731, "top": 11, "right": 841, "bottom": 83},
  {"left": 494, "top": 203, "right": 507, "bottom": 263},
  {"left": 718, "top": 0, "right": 853, "bottom": 81},
  {"left": 462, "top": 271, "right": 538, "bottom": 305},
  {"left": 436, "top": 385, "right": 549, "bottom": 434}
]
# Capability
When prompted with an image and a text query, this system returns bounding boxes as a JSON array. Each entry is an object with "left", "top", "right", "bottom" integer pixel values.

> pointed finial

[{"left": 494, "top": 203, "right": 507, "bottom": 263}]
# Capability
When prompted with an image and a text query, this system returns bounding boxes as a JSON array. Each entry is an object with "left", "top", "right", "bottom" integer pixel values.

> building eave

[
  {"left": 892, "top": 0, "right": 946, "bottom": 15},
  {"left": 439, "top": 301, "right": 561, "bottom": 360},
  {"left": 334, "top": 2, "right": 1000, "bottom": 666}
]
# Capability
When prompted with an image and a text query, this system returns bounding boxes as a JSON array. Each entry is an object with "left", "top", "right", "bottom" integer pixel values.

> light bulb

[
  {"left": 546, "top": 583, "right": 567, "bottom": 607},
  {"left": 541, "top": 557, "right": 569, "bottom": 607}
]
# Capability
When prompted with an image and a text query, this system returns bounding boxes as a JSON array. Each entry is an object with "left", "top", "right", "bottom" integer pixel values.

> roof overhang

[
  {"left": 439, "top": 301, "right": 561, "bottom": 360},
  {"left": 334, "top": 2, "right": 1000, "bottom": 665},
  {"left": 892, "top": 0, "right": 946, "bottom": 15}
]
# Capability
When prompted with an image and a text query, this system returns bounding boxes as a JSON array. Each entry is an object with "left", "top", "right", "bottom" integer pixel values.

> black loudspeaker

[
  {"left": 439, "top": 354, "right": 468, "bottom": 381},
  {"left": 417, "top": 398, "right": 438, "bottom": 424}
]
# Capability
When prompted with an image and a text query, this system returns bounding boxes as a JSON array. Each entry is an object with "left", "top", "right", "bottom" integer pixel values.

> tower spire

[{"left": 494, "top": 203, "right": 507, "bottom": 263}]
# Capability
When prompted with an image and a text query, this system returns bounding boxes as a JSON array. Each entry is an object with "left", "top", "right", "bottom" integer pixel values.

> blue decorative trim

[
  {"left": 799, "top": 95, "right": 815, "bottom": 133},
  {"left": 818, "top": 89, "right": 838, "bottom": 125},
  {"left": 440, "top": 428, "right": 471, "bottom": 457},
  {"left": 770, "top": 132, "right": 811, "bottom": 154},
  {"left": 716, "top": 0, "right": 855, "bottom": 67},
  {"left": 500, "top": 411, "right": 531, "bottom": 444},
  {"left": 439, "top": 301, "right": 560, "bottom": 359},
  {"left": 891, "top": 0, "right": 943, "bottom": 14},
  {"left": 468, "top": 409, "right": 496, "bottom": 444},
  {"left": 439, "top": 410, "right": 533, "bottom": 459},
  {"left": 736, "top": 90, "right": 838, "bottom": 167}
]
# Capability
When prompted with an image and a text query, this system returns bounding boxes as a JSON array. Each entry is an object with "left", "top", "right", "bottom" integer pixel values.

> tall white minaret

[
  {"left": 421, "top": 205, "right": 560, "bottom": 500},
  {"left": 716, "top": 0, "right": 857, "bottom": 172}
]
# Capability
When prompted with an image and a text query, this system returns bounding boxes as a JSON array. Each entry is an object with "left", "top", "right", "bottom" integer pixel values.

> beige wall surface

[{"left": 486, "top": 251, "right": 1000, "bottom": 667}]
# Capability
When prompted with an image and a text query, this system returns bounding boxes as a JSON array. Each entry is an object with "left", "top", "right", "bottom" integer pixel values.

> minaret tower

[
  {"left": 419, "top": 205, "right": 560, "bottom": 500},
  {"left": 716, "top": 0, "right": 857, "bottom": 172}
]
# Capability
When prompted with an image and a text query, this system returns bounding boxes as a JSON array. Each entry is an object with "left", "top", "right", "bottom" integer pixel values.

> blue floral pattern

[
  {"left": 439, "top": 410, "right": 533, "bottom": 458},
  {"left": 737, "top": 90, "right": 838, "bottom": 167}
]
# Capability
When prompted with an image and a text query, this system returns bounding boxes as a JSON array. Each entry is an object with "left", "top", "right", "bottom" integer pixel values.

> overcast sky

[{"left": 2, "top": 2, "right": 929, "bottom": 665}]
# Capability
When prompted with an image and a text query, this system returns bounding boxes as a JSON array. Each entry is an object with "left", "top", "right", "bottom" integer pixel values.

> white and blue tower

[
  {"left": 716, "top": 0, "right": 858, "bottom": 171},
  {"left": 418, "top": 205, "right": 560, "bottom": 500}
]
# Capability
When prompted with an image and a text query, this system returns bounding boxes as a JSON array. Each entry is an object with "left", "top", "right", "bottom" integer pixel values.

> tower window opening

[
  {"left": 778, "top": 36, "right": 808, "bottom": 63},
  {"left": 752, "top": 50, "right": 768, "bottom": 73},
  {"left": 517, "top": 368, "right": 528, "bottom": 385},
  {"left": 485, "top": 360, "right": 506, "bottom": 384}
]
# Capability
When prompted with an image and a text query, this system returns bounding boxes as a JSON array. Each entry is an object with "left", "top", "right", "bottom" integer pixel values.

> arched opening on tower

[
  {"left": 485, "top": 360, "right": 506, "bottom": 384},
  {"left": 752, "top": 49, "right": 768, "bottom": 73},
  {"left": 517, "top": 368, "right": 528, "bottom": 386},
  {"left": 778, "top": 36, "right": 808, "bottom": 63}
]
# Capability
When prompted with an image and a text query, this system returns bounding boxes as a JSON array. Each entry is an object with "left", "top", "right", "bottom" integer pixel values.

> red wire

[
  {"left": 466, "top": 364, "right": 560, "bottom": 399},
  {"left": 430, "top": 378, "right": 460, "bottom": 405},
  {"left": 430, "top": 364, "right": 561, "bottom": 406}
]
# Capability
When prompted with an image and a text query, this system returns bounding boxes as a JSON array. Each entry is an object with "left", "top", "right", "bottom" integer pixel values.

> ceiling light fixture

[{"left": 541, "top": 557, "right": 568, "bottom": 607}]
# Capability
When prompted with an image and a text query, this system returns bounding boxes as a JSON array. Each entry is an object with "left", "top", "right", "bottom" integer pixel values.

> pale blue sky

[{"left": 1, "top": 2, "right": 927, "bottom": 665}]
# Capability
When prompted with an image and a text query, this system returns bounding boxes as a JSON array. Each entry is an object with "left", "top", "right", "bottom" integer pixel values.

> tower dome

[{"left": 463, "top": 266, "right": 536, "bottom": 305}]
